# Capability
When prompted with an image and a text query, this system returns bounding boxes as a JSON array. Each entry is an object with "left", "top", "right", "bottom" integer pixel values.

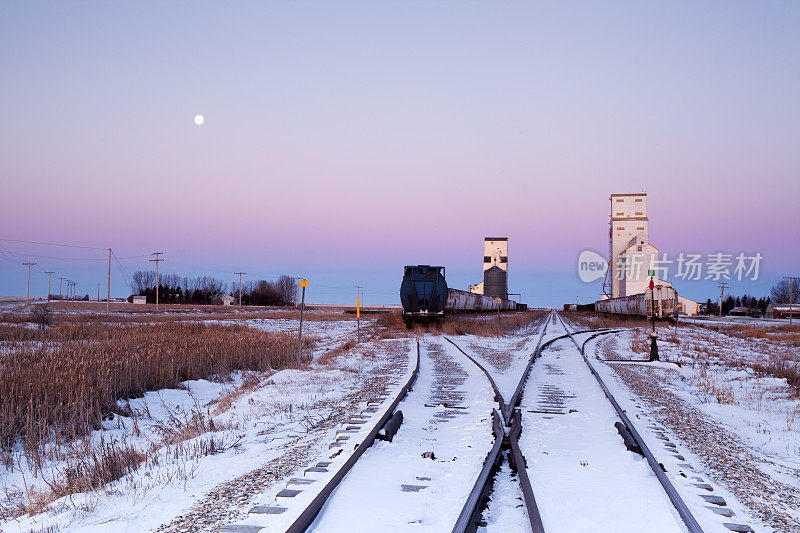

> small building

[
  {"left": 677, "top": 296, "right": 699, "bottom": 316},
  {"left": 211, "top": 293, "right": 236, "bottom": 306},
  {"left": 765, "top": 303, "right": 800, "bottom": 319},
  {"left": 132, "top": 295, "right": 146, "bottom": 305}
]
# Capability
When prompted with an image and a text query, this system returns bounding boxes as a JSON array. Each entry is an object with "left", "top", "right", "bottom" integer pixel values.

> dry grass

[
  {"left": 439, "top": 311, "right": 546, "bottom": 336},
  {"left": 0, "top": 302, "right": 359, "bottom": 326},
  {"left": 693, "top": 368, "right": 738, "bottom": 405},
  {"left": 565, "top": 311, "right": 652, "bottom": 330},
  {"left": 372, "top": 310, "right": 547, "bottom": 338},
  {"left": 0, "top": 322, "right": 306, "bottom": 454},
  {"left": 689, "top": 325, "right": 800, "bottom": 395},
  {"left": 704, "top": 324, "right": 800, "bottom": 347}
]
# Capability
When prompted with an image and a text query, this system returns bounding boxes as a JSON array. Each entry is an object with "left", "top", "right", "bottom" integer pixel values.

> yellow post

[{"left": 356, "top": 296, "right": 360, "bottom": 342}]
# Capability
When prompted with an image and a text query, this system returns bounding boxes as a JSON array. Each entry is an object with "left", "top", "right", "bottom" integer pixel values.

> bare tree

[
  {"left": 275, "top": 275, "right": 298, "bottom": 306},
  {"left": 31, "top": 304, "right": 53, "bottom": 330},
  {"left": 770, "top": 279, "right": 800, "bottom": 304},
  {"left": 130, "top": 270, "right": 157, "bottom": 294}
]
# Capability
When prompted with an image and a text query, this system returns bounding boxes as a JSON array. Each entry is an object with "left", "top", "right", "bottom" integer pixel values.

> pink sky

[{"left": 1, "top": 2, "right": 798, "bottom": 305}]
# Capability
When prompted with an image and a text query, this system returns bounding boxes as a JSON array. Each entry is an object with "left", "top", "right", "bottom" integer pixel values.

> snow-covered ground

[
  {"left": 307, "top": 337, "right": 497, "bottom": 531},
  {"left": 519, "top": 321, "right": 686, "bottom": 532},
  {"left": 3, "top": 310, "right": 798, "bottom": 532},
  {"left": 0, "top": 322, "right": 412, "bottom": 532},
  {"left": 574, "top": 319, "right": 800, "bottom": 533}
]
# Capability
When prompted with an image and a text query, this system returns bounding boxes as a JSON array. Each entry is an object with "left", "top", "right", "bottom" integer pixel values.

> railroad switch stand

[{"left": 648, "top": 333, "right": 659, "bottom": 362}]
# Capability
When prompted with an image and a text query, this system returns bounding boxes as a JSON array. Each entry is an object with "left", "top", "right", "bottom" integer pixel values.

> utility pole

[
  {"left": 355, "top": 285, "right": 363, "bottom": 343},
  {"left": 150, "top": 252, "right": 164, "bottom": 312},
  {"left": 785, "top": 276, "right": 799, "bottom": 326},
  {"left": 718, "top": 281, "right": 729, "bottom": 317},
  {"left": 23, "top": 262, "right": 37, "bottom": 305},
  {"left": 107, "top": 248, "right": 111, "bottom": 314},
  {"left": 297, "top": 279, "right": 308, "bottom": 358},
  {"left": 234, "top": 272, "right": 246, "bottom": 307},
  {"left": 97, "top": 283, "right": 100, "bottom": 302},
  {"left": 58, "top": 277, "right": 65, "bottom": 299},
  {"left": 45, "top": 271, "right": 54, "bottom": 302}
]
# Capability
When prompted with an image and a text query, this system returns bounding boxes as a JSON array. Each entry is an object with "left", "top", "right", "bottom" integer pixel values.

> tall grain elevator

[
  {"left": 607, "top": 193, "right": 649, "bottom": 298},
  {"left": 469, "top": 237, "right": 509, "bottom": 299}
]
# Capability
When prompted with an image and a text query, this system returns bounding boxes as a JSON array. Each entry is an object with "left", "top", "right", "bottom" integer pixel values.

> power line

[
  {"left": 111, "top": 250, "right": 134, "bottom": 289},
  {"left": 0, "top": 237, "right": 106, "bottom": 250}
]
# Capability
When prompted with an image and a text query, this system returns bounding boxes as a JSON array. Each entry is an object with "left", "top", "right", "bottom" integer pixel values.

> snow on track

[
  {"left": 309, "top": 337, "right": 497, "bottom": 532},
  {"left": 519, "top": 333, "right": 685, "bottom": 532}
]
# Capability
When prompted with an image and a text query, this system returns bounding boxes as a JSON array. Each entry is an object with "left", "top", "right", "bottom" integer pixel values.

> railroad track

[
  {"left": 220, "top": 311, "right": 709, "bottom": 532},
  {"left": 536, "top": 313, "right": 702, "bottom": 533}
]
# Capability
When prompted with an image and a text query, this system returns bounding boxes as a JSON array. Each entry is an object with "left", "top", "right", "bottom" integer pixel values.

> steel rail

[
  {"left": 286, "top": 339, "right": 422, "bottom": 532},
  {"left": 444, "top": 337, "right": 506, "bottom": 411},
  {"left": 451, "top": 409, "right": 505, "bottom": 533},
  {"left": 505, "top": 312, "right": 553, "bottom": 423},
  {"left": 507, "top": 410, "right": 546, "bottom": 533},
  {"left": 446, "top": 314, "right": 554, "bottom": 532},
  {"left": 554, "top": 313, "right": 704, "bottom": 533}
]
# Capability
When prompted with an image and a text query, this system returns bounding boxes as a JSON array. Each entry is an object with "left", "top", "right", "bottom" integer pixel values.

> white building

[
  {"left": 678, "top": 295, "right": 699, "bottom": 316},
  {"left": 469, "top": 237, "right": 508, "bottom": 296},
  {"left": 605, "top": 193, "right": 673, "bottom": 298},
  {"left": 616, "top": 238, "right": 664, "bottom": 297},
  {"left": 212, "top": 293, "right": 236, "bottom": 306},
  {"left": 608, "top": 193, "right": 649, "bottom": 298}
]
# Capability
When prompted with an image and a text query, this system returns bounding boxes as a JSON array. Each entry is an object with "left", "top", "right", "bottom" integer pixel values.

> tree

[
  {"left": 275, "top": 275, "right": 298, "bottom": 306},
  {"left": 770, "top": 279, "right": 800, "bottom": 304},
  {"left": 31, "top": 304, "right": 53, "bottom": 330},
  {"left": 722, "top": 295, "right": 735, "bottom": 315},
  {"left": 131, "top": 270, "right": 157, "bottom": 294}
]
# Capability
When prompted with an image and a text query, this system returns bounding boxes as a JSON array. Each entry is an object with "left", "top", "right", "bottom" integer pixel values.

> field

[{"left": 0, "top": 302, "right": 543, "bottom": 529}]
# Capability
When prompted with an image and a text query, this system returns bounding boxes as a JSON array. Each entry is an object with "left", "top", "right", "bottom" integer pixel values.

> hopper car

[
  {"left": 594, "top": 286, "right": 678, "bottom": 319},
  {"left": 400, "top": 265, "right": 526, "bottom": 327}
]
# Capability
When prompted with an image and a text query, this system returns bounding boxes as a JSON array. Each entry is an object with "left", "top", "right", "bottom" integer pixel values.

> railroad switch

[{"left": 648, "top": 333, "right": 659, "bottom": 361}]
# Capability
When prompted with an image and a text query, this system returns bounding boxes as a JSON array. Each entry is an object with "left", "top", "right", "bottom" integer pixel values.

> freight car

[
  {"left": 400, "top": 265, "right": 525, "bottom": 326},
  {"left": 594, "top": 285, "right": 678, "bottom": 319}
]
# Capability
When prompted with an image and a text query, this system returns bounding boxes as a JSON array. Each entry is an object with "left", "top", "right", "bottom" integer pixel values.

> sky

[{"left": 1, "top": 1, "right": 799, "bottom": 307}]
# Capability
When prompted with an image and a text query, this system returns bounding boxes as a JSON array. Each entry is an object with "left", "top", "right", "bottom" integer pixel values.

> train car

[
  {"left": 595, "top": 286, "right": 678, "bottom": 319},
  {"left": 400, "top": 265, "right": 448, "bottom": 325},
  {"left": 446, "top": 288, "right": 518, "bottom": 312},
  {"left": 400, "top": 265, "right": 525, "bottom": 326}
]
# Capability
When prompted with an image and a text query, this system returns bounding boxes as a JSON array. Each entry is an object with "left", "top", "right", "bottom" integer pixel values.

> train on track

[
  {"left": 400, "top": 265, "right": 526, "bottom": 326},
  {"left": 594, "top": 285, "right": 679, "bottom": 319}
]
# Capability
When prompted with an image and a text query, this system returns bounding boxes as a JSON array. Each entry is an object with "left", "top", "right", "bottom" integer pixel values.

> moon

[{"left": 194, "top": 114, "right": 205, "bottom": 125}]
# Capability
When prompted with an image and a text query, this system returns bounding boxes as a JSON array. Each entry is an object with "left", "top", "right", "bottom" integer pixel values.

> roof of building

[
  {"left": 621, "top": 240, "right": 660, "bottom": 253},
  {"left": 770, "top": 304, "right": 800, "bottom": 311},
  {"left": 610, "top": 193, "right": 647, "bottom": 197},
  {"left": 484, "top": 237, "right": 508, "bottom": 241}
]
